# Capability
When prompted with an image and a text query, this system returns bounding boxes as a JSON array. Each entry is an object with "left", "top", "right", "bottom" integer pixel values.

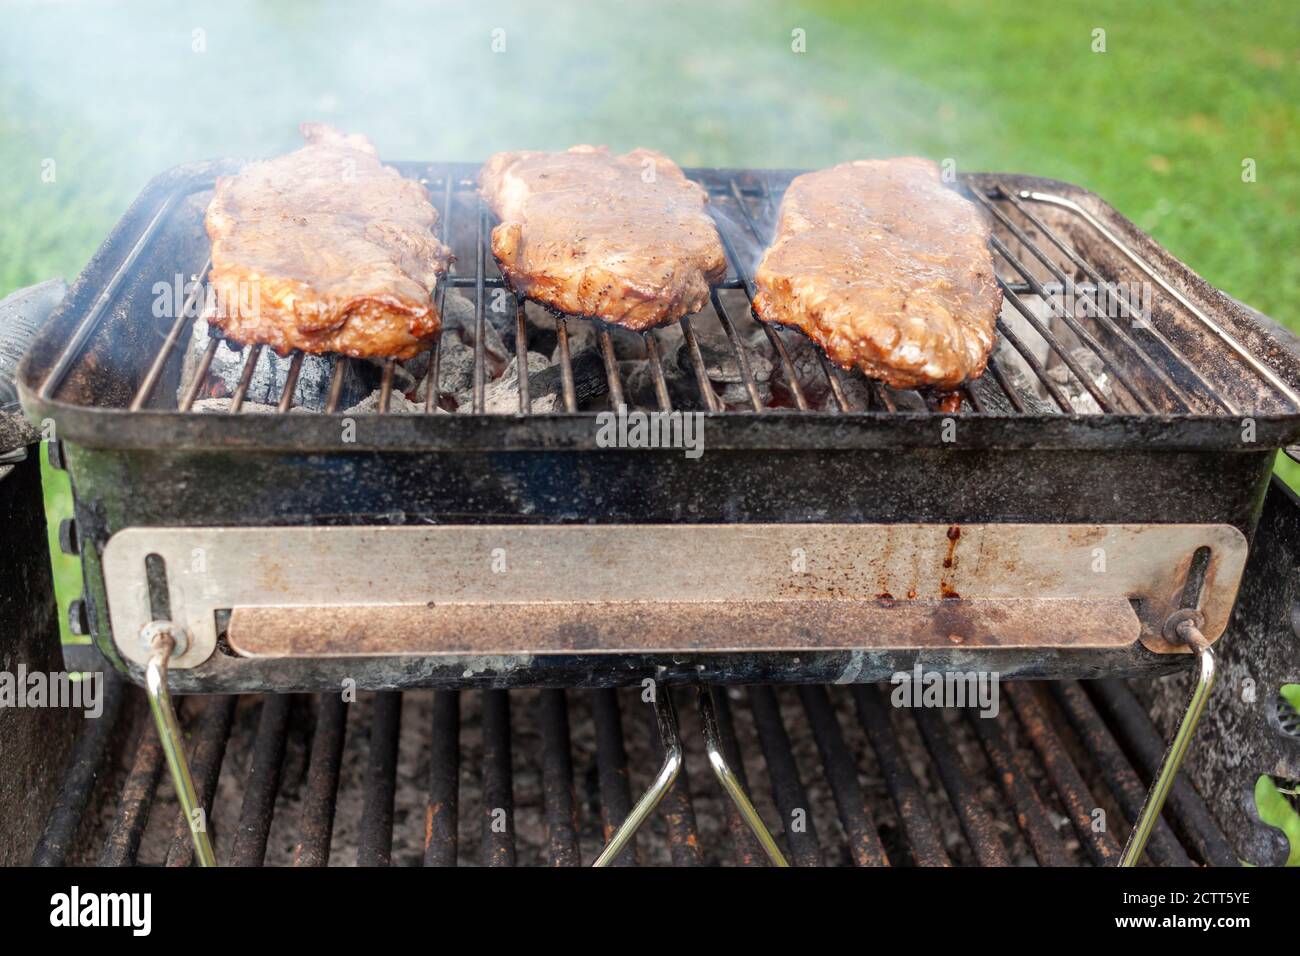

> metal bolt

[{"left": 140, "top": 620, "right": 190, "bottom": 659}]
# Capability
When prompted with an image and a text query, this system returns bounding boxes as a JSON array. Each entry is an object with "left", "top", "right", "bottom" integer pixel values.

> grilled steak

[
  {"left": 205, "top": 124, "right": 451, "bottom": 360},
  {"left": 478, "top": 146, "right": 727, "bottom": 330},
  {"left": 752, "top": 158, "right": 1001, "bottom": 389}
]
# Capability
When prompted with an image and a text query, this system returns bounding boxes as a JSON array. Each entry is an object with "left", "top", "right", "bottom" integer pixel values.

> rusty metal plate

[
  {"left": 100, "top": 523, "right": 1248, "bottom": 668},
  {"left": 226, "top": 598, "right": 1141, "bottom": 658}
]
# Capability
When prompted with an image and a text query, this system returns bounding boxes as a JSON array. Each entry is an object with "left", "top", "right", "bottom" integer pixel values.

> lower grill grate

[{"left": 34, "top": 679, "right": 1236, "bottom": 867}]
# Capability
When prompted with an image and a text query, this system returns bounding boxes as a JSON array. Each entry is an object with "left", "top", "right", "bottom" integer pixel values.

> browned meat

[
  {"left": 478, "top": 146, "right": 727, "bottom": 330},
  {"left": 205, "top": 124, "right": 451, "bottom": 360},
  {"left": 752, "top": 158, "right": 1001, "bottom": 389}
]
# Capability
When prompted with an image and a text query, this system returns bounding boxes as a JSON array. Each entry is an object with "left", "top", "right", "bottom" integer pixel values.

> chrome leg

[
  {"left": 592, "top": 687, "right": 683, "bottom": 867},
  {"left": 1119, "top": 621, "right": 1216, "bottom": 867},
  {"left": 144, "top": 627, "right": 217, "bottom": 867},
  {"left": 698, "top": 686, "right": 790, "bottom": 867}
]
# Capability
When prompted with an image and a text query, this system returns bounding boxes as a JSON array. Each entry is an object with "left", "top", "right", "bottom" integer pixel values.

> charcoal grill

[{"left": 12, "top": 159, "right": 1300, "bottom": 867}]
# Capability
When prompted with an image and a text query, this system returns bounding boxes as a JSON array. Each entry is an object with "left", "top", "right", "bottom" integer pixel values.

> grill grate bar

[
  {"left": 423, "top": 176, "right": 455, "bottom": 415},
  {"left": 977, "top": 192, "right": 1189, "bottom": 414},
  {"left": 277, "top": 351, "right": 305, "bottom": 412},
  {"left": 850, "top": 686, "right": 950, "bottom": 867},
  {"left": 130, "top": 260, "right": 212, "bottom": 411},
  {"left": 591, "top": 689, "right": 638, "bottom": 866},
  {"left": 710, "top": 289, "right": 765, "bottom": 412},
  {"left": 748, "top": 686, "right": 823, "bottom": 866},
  {"left": 323, "top": 355, "right": 347, "bottom": 413},
  {"left": 537, "top": 689, "right": 581, "bottom": 866},
  {"left": 679, "top": 315, "right": 721, "bottom": 411},
  {"left": 797, "top": 685, "right": 890, "bottom": 866},
  {"left": 994, "top": 187, "right": 1231, "bottom": 414},
  {"left": 177, "top": 333, "right": 221, "bottom": 412},
  {"left": 992, "top": 235, "right": 1148, "bottom": 412},
  {"left": 1088, "top": 679, "right": 1238, "bottom": 867},
  {"left": 31, "top": 677, "right": 128, "bottom": 867},
  {"left": 1005, "top": 683, "right": 1121, "bottom": 866},
  {"left": 597, "top": 328, "right": 625, "bottom": 409},
  {"left": 480, "top": 689, "right": 517, "bottom": 866},
  {"left": 982, "top": 354, "right": 1028, "bottom": 413},
  {"left": 964, "top": 706, "right": 1072, "bottom": 866},
  {"left": 378, "top": 359, "right": 396, "bottom": 413},
  {"left": 555, "top": 317, "right": 579, "bottom": 412},
  {"left": 994, "top": 317, "right": 1074, "bottom": 412},
  {"left": 910, "top": 708, "right": 1012, "bottom": 866},
  {"left": 229, "top": 694, "right": 291, "bottom": 867},
  {"left": 515, "top": 298, "right": 531, "bottom": 413},
  {"left": 98, "top": 717, "right": 166, "bottom": 867},
  {"left": 422, "top": 691, "right": 460, "bottom": 867},
  {"left": 357, "top": 691, "right": 401, "bottom": 867},
  {"left": 1051, "top": 681, "right": 1192, "bottom": 866},
  {"left": 644, "top": 331, "right": 673, "bottom": 411},
  {"left": 294, "top": 694, "right": 347, "bottom": 867},
  {"left": 995, "top": 269, "right": 1119, "bottom": 413},
  {"left": 472, "top": 206, "right": 488, "bottom": 414},
  {"left": 227, "top": 344, "right": 263, "bottom": 413}
]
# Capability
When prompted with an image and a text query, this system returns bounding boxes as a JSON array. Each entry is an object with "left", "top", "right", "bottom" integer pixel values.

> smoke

[{"left": 0, "top": 0, "right": 981, "bottom": 293}]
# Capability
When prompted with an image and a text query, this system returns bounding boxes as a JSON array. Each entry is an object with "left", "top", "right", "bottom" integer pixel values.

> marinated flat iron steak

[
  {"left": 752, "top": 158, "right": 1001, "bottom": 389},
  {"left": 205, "top": 124, "right": 451, "bottom": 360},
  {"left": 478, "top": 145, "right": 727, "bottom": 330}
]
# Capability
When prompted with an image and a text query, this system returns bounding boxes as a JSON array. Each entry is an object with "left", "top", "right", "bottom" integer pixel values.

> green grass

[{"left": 4, "top": 0, "right": 1298, "bottom": 862}]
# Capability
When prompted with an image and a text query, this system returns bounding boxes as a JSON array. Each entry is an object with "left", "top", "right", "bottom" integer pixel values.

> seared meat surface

[
  {"left": 752, "top": 158, "right": 1001, "bottom": 389},
  {"left": 478, "top": 146, "right": 726, "bottom": 330},
  {"left": 205, "top": 124, "right": 451, "bottom": 359}
]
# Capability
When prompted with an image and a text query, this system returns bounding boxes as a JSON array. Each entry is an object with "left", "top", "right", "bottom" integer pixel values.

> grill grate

[
  {"left": 33, "top": 679, "right": 1236, "bottom": 867},
  {"left": 99, "top": 167, "right": 1298, "bottom": 420}
]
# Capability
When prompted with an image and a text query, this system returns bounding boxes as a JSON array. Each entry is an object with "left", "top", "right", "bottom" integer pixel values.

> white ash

[
  {"left": 341, "top": 390, "right": 431, "bottom": 414},
  {"left": 178, "top": 316, "right": 372, "bottom": 411},
  {"left": 1047, "top": 347, "right": 1113, "bottom": 414},
  {"left": 470, "top": 352, "right": 555, "bottom": 413},
  {"left": 190, "top": 397, "right": 312, "bottom": 414}
]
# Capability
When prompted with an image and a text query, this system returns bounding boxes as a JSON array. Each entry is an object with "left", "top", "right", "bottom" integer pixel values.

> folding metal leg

[
  {"left": 1119, "top": 621, "right": 1216, "bottom": 867},
  {"left": 698, "top": 686, "right": 790, "bottom": 867},
  {"left": 143, "top": 625, "right": 217, "bottom": 867},
  {"left": 593, "top": 686, "right": 683, "bottom": 867}
]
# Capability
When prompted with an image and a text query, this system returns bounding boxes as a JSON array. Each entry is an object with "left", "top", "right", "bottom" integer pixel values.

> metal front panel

[{"left": 101, "top": 522, "right": 1248, "bottom": 669}]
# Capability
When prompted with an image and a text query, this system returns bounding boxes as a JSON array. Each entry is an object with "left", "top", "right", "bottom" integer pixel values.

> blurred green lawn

[{"left": 3, "top": 0, "right": 1297, "bottom": 861}]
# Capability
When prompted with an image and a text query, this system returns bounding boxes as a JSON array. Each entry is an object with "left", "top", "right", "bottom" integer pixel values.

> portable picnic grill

[{"left": 13, "top": 160, "right": 1300, "bottom": 867}]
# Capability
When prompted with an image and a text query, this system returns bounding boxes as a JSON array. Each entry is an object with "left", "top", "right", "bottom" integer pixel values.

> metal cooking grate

[
  {"left": 102, "top": 168, "right": 1298, "bottom": 420},
  {"left": 32, "top": 678, "right": 1237, "bottom": 867}
]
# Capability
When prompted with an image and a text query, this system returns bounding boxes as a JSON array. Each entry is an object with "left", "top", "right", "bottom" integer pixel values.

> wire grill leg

[
  {"left": 699, "top": 687, "right": 790, "bottom": 867},
  {"left": 1119, "top": 623, "right": 1216, "bottom": 867},
  {"left": 144, "top": 629, "right": 216, "bottom": 868},
  {"left": 592, "top": 688, "right": 683, "bottom": 867}
]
